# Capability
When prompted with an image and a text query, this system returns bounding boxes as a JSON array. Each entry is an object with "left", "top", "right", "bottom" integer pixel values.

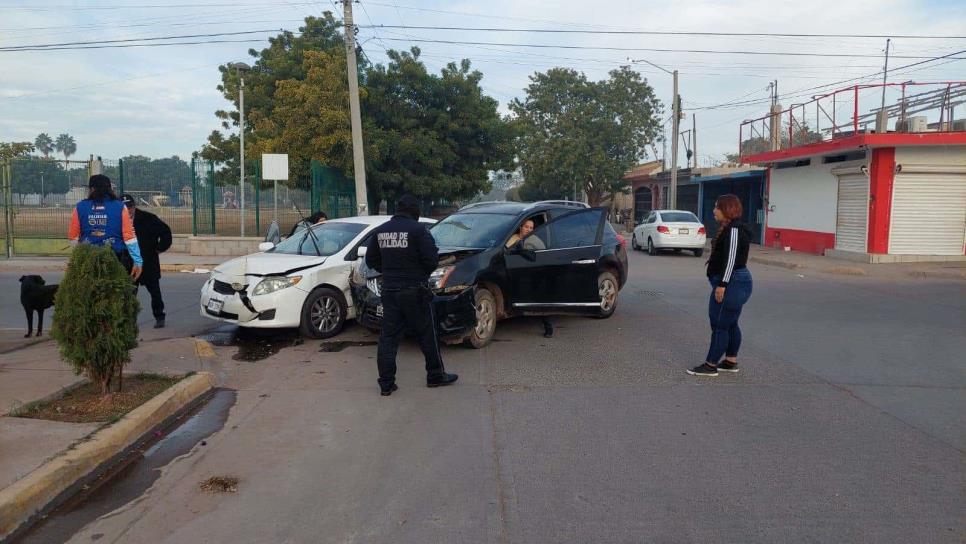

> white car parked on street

[
  {"left": 632, "top": 210, "right": 707, "bottom": 257},
  {"left": 200, "top": 215, "right": 435, "bottom": 338}
]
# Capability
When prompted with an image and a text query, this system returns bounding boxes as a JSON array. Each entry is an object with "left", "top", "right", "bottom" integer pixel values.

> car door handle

[{"left": 571, "top": 259, "right": 596, "bottom": 265}]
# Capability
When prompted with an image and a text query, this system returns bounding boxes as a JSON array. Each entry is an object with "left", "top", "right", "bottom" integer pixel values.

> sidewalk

[
  {"left": 0, "top": 252, "right": 226, "bottom": 273},
  {"left": 748, "top": 245, "right": 966, "bottom": 280},
  {"left": 0, "top": 334, "right": 221, "bottom": 496}
]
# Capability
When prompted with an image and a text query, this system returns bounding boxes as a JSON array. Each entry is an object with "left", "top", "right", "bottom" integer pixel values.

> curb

[
  {"left": 0, "top": 372, "right": 217, "bottom": 541},
  {"left": 159, "top": 264, "right": 219, "bottom": 273},
  {"left": 748, "top": 255, "right": 804, "bottom": 270}
]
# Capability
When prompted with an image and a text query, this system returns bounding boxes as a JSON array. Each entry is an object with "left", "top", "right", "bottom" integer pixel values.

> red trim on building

[
  {"left": 867, "top": 148, "right": 896, "bottom": 254},
  {"left": 764, "top": 227, "right": 835, "bottom": 255},
  {"left": 743, "top": 132, "right": 966, "bottom": 164}
]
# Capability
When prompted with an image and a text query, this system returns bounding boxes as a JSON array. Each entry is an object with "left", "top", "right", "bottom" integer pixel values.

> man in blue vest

[{"left": 69, "top": 174, "right": 143, "bottom": 280}]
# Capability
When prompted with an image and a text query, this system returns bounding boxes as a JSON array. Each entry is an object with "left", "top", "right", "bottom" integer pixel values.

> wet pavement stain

[
  {"left": 318, "top": 340, "right": 378, "bottom": 353},
  {"left": 197, "top": 325, "right": 302, "bottom": 362},
  {"left": 17, "top": 389, "right": 237, "bottom": 544}
]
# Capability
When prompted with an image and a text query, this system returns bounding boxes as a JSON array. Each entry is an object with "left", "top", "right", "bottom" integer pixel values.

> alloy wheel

[
  {"left": 311, "top": 295, "right": 341, "bottom": 333},
  {"left": 475, "top": 296, "right": 496, "bottom": 339},
  {"left": 599, "top": 276, "right": 618, "bottom": 312}
]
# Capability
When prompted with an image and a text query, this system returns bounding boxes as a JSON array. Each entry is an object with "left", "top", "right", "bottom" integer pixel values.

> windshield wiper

[{"left": 293, "top": 203, "right": 323, "bottom": 256}]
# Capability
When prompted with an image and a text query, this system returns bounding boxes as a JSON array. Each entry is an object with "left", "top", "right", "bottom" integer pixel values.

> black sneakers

[
  {"left": 154, "top": 318, "right": 165, "bottom": 329},
  {"left": 717, "top": 361, "right": 739, "bottom": 373},
  {"left": 686, "top": 363, "right": 719, "bottom": 377},
  {"left": 380, "top": 384, "right": 398, "bottom": 397},
  {"left": 427, "top": 373, "right": 459, "bottom": 388}
]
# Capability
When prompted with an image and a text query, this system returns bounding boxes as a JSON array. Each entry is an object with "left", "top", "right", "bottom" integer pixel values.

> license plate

[
  {"left": 206, "top": 298, "right": 224, "bottom": 313},
  {"left": 679, "top": 228, "right": 689, "bottom": 235},
  {"left": 375, "top": 304, "right": 384, "bottom": 317}
]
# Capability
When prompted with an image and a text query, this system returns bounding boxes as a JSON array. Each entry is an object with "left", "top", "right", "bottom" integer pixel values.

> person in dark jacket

[
  {"left": 688, "top": 194, "right": 753, "bottom": 377},
  {"left": 365, "top": 195, "right": 458, "bottom": 396},
  {"left": 287, "top": 211, "right": 327, "bottom": 238},
  {"left": 121, "top": 194, "right": 172, "bottom": 328}
]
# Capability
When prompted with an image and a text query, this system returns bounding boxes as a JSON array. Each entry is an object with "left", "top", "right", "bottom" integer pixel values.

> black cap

[
  {"left": 396, "top": 194, "right": 420, "bottom": 219},
  {"left": 88, "top": 174, "right": 112, "bottom": 190},
  {"left": 120, "top": 193, "right": 136, "bottom": 208}
]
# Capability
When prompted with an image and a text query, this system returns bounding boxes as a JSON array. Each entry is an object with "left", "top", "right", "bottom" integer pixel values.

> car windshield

[
  {"left": 272, "top": 222, "right": 367, "bottom": 256},
  {"left": 660, "top": 212, "right": 699, "bottom": 223},
  {"left": 430, "top": 212, "right": 513, "bottom": 249}
]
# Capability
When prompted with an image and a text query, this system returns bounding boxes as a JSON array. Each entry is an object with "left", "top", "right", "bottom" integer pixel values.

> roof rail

[
  {"left": 527, "top": 200, "right": 590, "bottom": 209},
  {"left": 459, "top": 201, "right": 507, "bottom": 210}
]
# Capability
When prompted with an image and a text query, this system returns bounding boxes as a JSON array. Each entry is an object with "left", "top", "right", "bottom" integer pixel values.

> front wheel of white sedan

[{"left": 299, "top": 287, "right": 347, "bottom": 339}]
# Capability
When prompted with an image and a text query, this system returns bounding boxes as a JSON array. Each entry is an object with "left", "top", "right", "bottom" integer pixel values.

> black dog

[{"left": 19, "top": 275, "right": 58, "bottom": 338}]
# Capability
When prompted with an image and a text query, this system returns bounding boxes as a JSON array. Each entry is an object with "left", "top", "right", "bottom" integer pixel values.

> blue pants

[{"left": 705, "top": 269, "right": 753, "bottom": 364}]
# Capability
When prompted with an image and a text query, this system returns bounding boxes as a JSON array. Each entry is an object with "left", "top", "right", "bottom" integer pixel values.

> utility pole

[
  {"left": 231, "top": 62, "right": 251, "bottom": 236},
  {"left": 343, "top": 0, "right": 370, "bottom": 215},
  {"left": 877, "top": 39, "right": 891, "bottom": 133},
  {"left": 669, "top": 69, "right": 680, "bottom": 209},
  {"left": 769, "top": 79, "right": 782, "bottom": 151},
  {"left": 692, "top": 113, "right": 697, "bottom": 170}
]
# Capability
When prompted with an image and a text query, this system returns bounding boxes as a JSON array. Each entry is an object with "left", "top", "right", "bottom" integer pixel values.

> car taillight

[
  {"left": 657, "top": 225, "right": 670, "bottom": 234},
  {"left": 616, "top": 234, "right": 627, "bottom": 248},
  {"left": 698, "top": 227, "right": 706, "bottom": 235}
]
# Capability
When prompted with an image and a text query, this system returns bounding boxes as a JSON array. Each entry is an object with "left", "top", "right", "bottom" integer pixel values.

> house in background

[{"left": 741, "top": 81, "right": 965, "bottom": 262}]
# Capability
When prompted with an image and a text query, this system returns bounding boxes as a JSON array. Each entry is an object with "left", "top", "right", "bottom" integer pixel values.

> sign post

[{"left": 261, "top": 154, "right": 289, "bottom": 225}]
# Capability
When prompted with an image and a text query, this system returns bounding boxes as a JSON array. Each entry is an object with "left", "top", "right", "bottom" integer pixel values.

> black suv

[{"left": 350, "top": 201, "right": 629, "bottom": 348}]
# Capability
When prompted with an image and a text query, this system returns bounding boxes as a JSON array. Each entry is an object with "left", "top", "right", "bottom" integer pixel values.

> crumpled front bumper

[{"left": 350, "top": 283, "right": 477, "bottom": 340}]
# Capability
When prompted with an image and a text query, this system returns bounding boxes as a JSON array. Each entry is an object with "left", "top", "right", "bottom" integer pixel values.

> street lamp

[{"left": 231, "top": 61, "right": 251, "bottom": 236}]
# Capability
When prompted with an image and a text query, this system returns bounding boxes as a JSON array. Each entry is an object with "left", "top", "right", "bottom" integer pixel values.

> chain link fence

[{"left": 1, "top": 155, "right": 358, "bottom": 255}]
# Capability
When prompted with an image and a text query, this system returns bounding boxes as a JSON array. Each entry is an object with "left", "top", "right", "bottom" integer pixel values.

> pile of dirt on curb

[
  {"left": 200, "top": 476, "right": 238, "bottom": 493},
  {"left": 11, "top": 374, "right": 180, "bottom": 424}
]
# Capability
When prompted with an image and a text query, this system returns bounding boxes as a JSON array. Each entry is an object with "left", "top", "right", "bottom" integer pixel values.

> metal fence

[{"left": 1, "top": 155, "right": 357, "bottom": 256}]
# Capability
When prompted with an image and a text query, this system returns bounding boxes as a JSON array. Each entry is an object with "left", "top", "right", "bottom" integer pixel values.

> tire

[
  {"left": 647, "top": 237, "right": 657, "bottom": 256},
  {"left": 596, "top": 271, "right": 619, "bottom": 319},
  {"left": 299, "top": 287, "right": 347, "bottom": 339},
  {"left": 693, "top": 249, "right": 704, "bottom": 257},
  {"left": 631, "top": 233, "right": 640, "bottom": 251},
  {"left": 464, "top": 287, "right": 497, "bottom": 349}
]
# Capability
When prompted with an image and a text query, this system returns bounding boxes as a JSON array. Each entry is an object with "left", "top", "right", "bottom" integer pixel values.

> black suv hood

[{"left": 437, "top": 246, "right": 485, "bottom": 265}]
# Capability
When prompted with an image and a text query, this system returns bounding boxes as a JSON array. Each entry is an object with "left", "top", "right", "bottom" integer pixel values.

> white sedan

[
  {"left": 200, "top": 215, "right": 435, "bottom": 338},
  {"left": 632, "top": 210, "right": 707, "bottom": 257}
]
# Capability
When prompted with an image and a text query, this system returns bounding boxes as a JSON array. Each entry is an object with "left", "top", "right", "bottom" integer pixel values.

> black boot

[{"left": 427, "top": 373, "right": 459, "bottom": 388}]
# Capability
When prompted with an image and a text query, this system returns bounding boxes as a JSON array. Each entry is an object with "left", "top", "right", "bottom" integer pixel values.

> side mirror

[
  {"left": 258, "top": 242, "right": 275, "bottom": 252},
  {"left": 357, "top": 246, "right": 368, "bottom": 259}
]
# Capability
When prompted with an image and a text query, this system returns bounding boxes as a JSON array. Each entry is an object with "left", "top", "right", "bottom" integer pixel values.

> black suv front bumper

[{"left": 351, "top": 283, "right": 477, "bottom": 340}]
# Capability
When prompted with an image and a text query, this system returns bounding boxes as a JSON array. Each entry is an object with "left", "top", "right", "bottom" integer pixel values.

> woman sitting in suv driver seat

[
  {"left": 505, "top": 218, "right": 553, "bottom": 338},
  {"left": 506, "top": 218, "right": 546, "bottom": 250}
]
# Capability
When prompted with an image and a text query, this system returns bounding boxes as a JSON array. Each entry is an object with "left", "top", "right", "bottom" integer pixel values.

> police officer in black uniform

[{"left": 365, "top": 195, "right": 458, "bottom": 396}]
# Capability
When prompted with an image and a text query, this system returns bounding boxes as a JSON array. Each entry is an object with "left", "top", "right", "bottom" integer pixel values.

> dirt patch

[
  {"left": 11, "top": 374, "right": 181, "bottom": 423},
  {"left": 200, "top": 475, "right": 239, "bottom": 493}
]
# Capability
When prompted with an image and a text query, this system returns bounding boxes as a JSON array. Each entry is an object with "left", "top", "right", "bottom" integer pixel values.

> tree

[
  {"left": 54, "top": 133, "right": 77, "bottom": 169},
  {"left": 511, "top": 66, "right": 662, "bottom": 206},
  {"left": 11, "top": 158, "right": 69, "bottom": 204},
  {"left": 35, "top": 133, "right": 54, "bottom": 158},
  {"left": 0, "top": 141, "right": 34, "bottom": 161},
  {"left": 200, "top": 15, "right": 347, "bottom": 190},
  {"left": 52, "top": 244, "right": 140, "bottom": 396},
  {"left": 364, "top": 48, "right": 514, "bottom": 204}
]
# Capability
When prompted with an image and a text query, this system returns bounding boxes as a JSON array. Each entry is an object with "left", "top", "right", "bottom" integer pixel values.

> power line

[
  {"left": 692, "top": 48, "right": 966, "bottom": 110},
  {"left": 0, "top": 28, "right": 286, "bottom": 51},
  {"left": 357, "top": 37, "right": 966, "bottom": 60},
  {"left": 0, "top": 1, "right": 320, "bottom": 10},
  {"left": 356, "top": 24, "right": 966, "bottom": 40},
  {"left": 0, "top": 38, "right": 272, "bottom": 52}
]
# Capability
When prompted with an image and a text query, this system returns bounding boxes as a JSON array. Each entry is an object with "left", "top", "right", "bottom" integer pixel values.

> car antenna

[{"left": 293, "top": 202, "right": 322, "bottom": 257}]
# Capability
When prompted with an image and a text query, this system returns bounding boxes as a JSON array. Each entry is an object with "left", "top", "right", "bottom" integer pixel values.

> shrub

[{"left": 52, "top": 244, "right": 139, "bottom": 395}]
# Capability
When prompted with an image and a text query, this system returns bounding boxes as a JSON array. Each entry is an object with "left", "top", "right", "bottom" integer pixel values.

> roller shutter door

[
  {"left": 834, "top": 173, "right": 869, "bottom": 252},
  {"left": 889, "top": 168, "right": 966, "bottom": 255}
]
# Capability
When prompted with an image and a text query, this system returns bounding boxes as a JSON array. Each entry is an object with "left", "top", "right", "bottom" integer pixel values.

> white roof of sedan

[
  {"left": 652, "top": 209, "right": 697, "bottom": 214},
  {"left": 324, "top": 215, "right": 436, "bottom": 225}
]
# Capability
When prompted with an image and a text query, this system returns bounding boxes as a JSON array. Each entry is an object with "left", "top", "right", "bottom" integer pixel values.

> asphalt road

[{"left": 6, "top": 251, "right": 965, "bottom": 544}]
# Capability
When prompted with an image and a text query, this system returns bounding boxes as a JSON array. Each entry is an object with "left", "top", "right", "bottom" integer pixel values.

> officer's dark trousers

[
  {"left": 137, "top": 277, "right": 166, "bottom": 320},
  {"left": 377, "top": 286, "right": 445, "bottom": 388}
]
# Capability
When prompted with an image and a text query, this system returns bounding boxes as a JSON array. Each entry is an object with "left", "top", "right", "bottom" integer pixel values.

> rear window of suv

[{"left": 660, "top": 212, "right": 699, "bottom": 223}]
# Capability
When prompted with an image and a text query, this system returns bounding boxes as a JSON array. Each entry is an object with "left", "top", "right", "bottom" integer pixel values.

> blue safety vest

[{"left": 76, "top": 199, "right": 127, "bottom": 253}]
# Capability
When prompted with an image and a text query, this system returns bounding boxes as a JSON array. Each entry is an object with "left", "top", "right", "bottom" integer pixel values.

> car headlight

[
  {"left": 429, "top": 266, "right": 454, "bottom": 290},
  {"left": 251, "top": 276, "right": 302, "bottom": 296}
]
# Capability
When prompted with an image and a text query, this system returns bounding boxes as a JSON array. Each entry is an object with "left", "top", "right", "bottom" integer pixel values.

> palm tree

[
  {"left": 35, "top": 133, "right": 54, "bottom": 158},
  {"left": 54, "top": 133, "right": 77, "bottom": 171}
]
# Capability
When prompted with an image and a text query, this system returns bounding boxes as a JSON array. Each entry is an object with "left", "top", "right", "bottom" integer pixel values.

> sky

[{"left": 1, "top": 0, "right": 964, "bottom": 169}]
